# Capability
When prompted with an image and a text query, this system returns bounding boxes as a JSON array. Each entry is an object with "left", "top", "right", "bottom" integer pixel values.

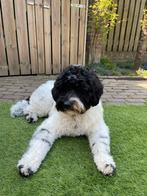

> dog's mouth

[{"left": 56, "top": 97, "right": 86, "bottom": 114}]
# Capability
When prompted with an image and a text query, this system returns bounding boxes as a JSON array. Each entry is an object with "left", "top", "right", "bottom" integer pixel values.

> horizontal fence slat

[
  {"left": 61, "top": 0, "right": 70, "bottom": 70},
  {"left": 0, "top": 6, "right": 8, "bottom": 76},
  {"left": 1, "top": 0, "right": 19, "bottom": 75},
  {"left": 51, "top": 0, "right": 61, "bottom": 74},
  {"left": 15, "top": 0, "right": 31, "bottom": 75},
  {"left": 27, "top": 0, "right": 38, "bottom": 74}
]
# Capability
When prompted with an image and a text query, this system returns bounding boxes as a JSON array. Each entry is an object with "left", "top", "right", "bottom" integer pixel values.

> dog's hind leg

[
  {"left": 17, "top": 117, "right": 58, "bottom": 177},
  {"left": 10, "top": 100, "right": 29, "bottom": 118},
  {"left": 88, "top": 122, "right": 116, "bottom": 176},
  {"left": 23, "top": 105, "right": 39, "bottom": 123}
]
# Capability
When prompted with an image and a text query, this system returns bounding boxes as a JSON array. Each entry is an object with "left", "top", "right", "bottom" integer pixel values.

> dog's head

[{"left": 52, "top": 65, "right": 103, "bottom": 114}]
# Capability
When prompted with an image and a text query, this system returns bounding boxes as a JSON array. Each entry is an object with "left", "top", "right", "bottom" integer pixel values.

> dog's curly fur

[
  {"left": 11, "top": 65, "right": 116, "bottom": 177},
  {"left": 52, "top": 65, "right": 103, "bottom": 112}
]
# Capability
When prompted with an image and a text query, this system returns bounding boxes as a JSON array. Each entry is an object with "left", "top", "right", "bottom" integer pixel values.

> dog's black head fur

[{"left": 52, "top": 65, "right": 103, "bottom": 114}]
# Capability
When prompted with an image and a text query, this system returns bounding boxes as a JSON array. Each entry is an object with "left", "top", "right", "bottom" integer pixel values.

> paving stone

[{"left": 125, "top": 99, "right": 145, "bottom": 103}]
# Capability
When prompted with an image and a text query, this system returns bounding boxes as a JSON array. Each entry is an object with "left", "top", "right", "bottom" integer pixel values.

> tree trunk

[{"left": 88, "top": 32, "right": 102, "bottom": 64}]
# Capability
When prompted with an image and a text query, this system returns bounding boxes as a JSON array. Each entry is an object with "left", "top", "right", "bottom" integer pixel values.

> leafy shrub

[
  {"left": 100, "top": 58, "right": 116, "bottom": 70},
  {"left": 87, "top": 58, "right": 136, "bottom": 76}
]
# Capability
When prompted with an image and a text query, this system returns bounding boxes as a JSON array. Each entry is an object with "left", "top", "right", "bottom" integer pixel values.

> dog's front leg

[
  {"left": 88, "top": 123, "right": 116, "bottom": 176},
  {"left": 17, "top": 118, "right": 58, "bottom": 177}
]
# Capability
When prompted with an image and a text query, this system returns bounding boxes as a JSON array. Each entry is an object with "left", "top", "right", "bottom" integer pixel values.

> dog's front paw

[
  {"left": 95, "top": 155, "right": 116, "bottom": 176},
  {"left": 18, "top": 164, "right": 34, "bottom": 177},
  {"left": 101, "top": 163, "right": 116, "bottom": 176},
  {"left": 17, "top": 159, "right": 39, "bottom": 177}
]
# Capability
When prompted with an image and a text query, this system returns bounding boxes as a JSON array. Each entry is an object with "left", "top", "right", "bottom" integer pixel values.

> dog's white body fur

[
  {"left": 11, "top": 80, "right": 116, "bottom": 176},
  {"left": 11, "top": 80, "right": 55, "bottom": 121}
]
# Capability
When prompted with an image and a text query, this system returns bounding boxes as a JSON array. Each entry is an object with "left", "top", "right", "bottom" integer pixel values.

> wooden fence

[
  {"left": 104, "top": 0, "right": 147, "bottom": 62},
  {"left": 0, "top": 0, "right": 88, "bottom": 76},
  {"left": 0, "top": 0, "right": 147, "bottom": 77}
]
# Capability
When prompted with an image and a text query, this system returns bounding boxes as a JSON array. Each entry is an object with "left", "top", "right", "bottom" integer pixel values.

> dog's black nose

[{"left": 63, "top": 101, "right": 71, "bottom": 108}]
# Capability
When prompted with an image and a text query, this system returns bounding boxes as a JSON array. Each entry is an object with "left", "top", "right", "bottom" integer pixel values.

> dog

[{"left": 10, "top": 64, "right": 116, "bottom": 177}]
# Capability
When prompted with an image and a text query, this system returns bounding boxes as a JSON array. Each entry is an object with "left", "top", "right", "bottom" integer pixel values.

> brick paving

[{"left": 0, "top": 75, "right": 147, "bottom": 105}]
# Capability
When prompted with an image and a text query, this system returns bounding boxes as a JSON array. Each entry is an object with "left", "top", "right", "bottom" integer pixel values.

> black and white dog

[{"left": 11, "top": 65, "right": 116, "bottom": 177}]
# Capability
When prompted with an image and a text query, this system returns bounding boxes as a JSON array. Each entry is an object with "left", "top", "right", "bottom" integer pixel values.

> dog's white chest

[
  {"left": 69, "top": 117, "right": 84, "bottom": 136},
  {"left": 49, "top": 103, "right": 103, "bottom": 138},
  {"left": 56, "top": 112, "right": 93, "bottom": 137}
]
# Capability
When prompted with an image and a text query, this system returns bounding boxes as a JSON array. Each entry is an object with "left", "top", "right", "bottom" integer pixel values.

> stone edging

[{"left": 99, "top": 76, "right": 147, "bottom": 80}]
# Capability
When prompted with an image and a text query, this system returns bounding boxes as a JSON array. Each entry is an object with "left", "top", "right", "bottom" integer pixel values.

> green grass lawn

[{"left": 0, "top": 102, "right": 147, "bottom": 196}]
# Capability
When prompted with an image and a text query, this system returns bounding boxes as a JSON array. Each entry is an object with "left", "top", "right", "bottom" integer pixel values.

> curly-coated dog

[{"left": 11, "top": 64, "right": 116, "bottom": 177}]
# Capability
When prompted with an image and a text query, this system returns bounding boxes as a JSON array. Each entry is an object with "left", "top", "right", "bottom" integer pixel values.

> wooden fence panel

[
  {"left": 118, "top": 0, "right": 130, "bottom": 51},
  {"left": 107, "top": 0, "right": 118, "bottom": 52},
  {"left": 128, "top": 0, "right": 141, "bottom": 51},
  {"left": 51, "top": 0, "right": 61, "bottom": 74},
  {"left": 133, "top": 0, "right": 146, "bottom": 51},
  {"left": 78, "top": 0, "right": 88, "bottom": 65},
  {"left": 35, "top": 0, "right": 45, "bottom": 74},
  {"left": 27, "top": 0, "right": 38, "bottom": 74},
  {"left": 113, "top": 0, "right": 124, "bottom": 51},
  {"left": 0, "top": 0, "right": 147, "bottom": 74},
  {"left": 70, "top": 0, "right": 80, "bottom": 64},
  {"left": 82, "top": 0, "right": 88, "bottom": 66},
  {"left": 123, "top": 0, "right": 136, "bottom": 51},
  {"left": 61, "top": 0, "right": 70, "bottom": 70},
  {"left": 15, "top": 0, "right": 30, "bottom": 75},
  {"left": 107, "top": 26, "right": 115, "bottom": 52},
  {"left": 0, "top": 0, "right": 88, "bottom": 76},
  {"left": 1, "top": 0, "right": 19, "bottom": 75},
  {"left": 104, "top": 0, "right": 147, "bottom": 63},
  {"left": 0, "top": 6, "right": 8, "bottom": 76},
  {"left": 44, "top": 0, "right": 52, "bottom": 74}
]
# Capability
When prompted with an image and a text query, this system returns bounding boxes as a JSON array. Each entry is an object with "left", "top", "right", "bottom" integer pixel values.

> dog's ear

[{"left": 88, "top": 72, "right": 103, "bottom": 106}]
